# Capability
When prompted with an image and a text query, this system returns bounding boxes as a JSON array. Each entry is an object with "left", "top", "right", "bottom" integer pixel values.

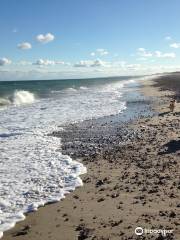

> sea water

[{"left": 0, "top": 76, "right": 147, "bottom": 237}]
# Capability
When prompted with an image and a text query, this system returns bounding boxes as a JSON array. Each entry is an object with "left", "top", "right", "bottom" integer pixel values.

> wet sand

[{"left": 2, "top": 73, "right": 180, "bottom": 240}]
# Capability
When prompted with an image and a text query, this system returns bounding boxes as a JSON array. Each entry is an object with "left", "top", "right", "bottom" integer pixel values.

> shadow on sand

[
  {"left": 159, "top": 111, "right": 180, "bottom": 117},
  {"left": 159, "top": 111, "right": 170, "bottom": 117},
  {"left": 174, "top": 111, "right": 180, "bottom": 116},
  {"left": 159, "top": 140, "right": 180, "bottom": 155}
]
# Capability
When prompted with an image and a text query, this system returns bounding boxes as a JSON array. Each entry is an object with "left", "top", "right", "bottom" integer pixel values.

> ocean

[{"left": 0, "top": 76, "right": 150, "bottom": 237}]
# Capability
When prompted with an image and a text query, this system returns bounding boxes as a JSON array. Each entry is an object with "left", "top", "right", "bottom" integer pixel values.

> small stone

[
  {"left": 73, "top": 195, "right": 79, "bottom": 199},
  {"left": 169, "top": 211, "right": 176, "bottom": 218},
  {"left": 96, "top": 180, "right": 104, "bottom": 187},
  {"left": 97, "top": 197, "right": 105, "bottom": 202},
  {"left": 111, "top": 193, "right": 119, "bottom": 198}
]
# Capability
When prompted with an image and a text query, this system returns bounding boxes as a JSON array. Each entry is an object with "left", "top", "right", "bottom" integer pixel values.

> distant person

[{"left": 169, "top": 99, "right": 176, "bottom": 113}]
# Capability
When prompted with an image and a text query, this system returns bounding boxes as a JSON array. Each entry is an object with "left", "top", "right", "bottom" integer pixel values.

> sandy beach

[{"left": 2, "top": 74, "right": 180, "bottom": 240}]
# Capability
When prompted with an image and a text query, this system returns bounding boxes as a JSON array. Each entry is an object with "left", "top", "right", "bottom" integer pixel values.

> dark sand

[
  {"left": 153, "top": 72, "right": 180, "bottom": 98},
  {"left": 2, "top": 73, "right": 180, "bottom": 240}
]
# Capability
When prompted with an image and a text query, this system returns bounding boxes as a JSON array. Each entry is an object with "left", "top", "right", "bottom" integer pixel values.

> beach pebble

[
  {"left": 73, "top": 195, "right": 79, "bottom": 199},
  {"left": 111, "top": 193, "right": 119, "bottom": 198},
  {"left": 95, "top": 180, "right": 104, "bottom": 187},
  {"left": 97, "top": 197, "right": 105, "bottom": 202},
  {"left": 169, "top": 211, "right": 176, "bottom": 218}
]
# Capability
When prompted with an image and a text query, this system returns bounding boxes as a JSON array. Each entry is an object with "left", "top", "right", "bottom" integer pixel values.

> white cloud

[
  {"left": 170, "top": 42, "right": 180, "bottom": 48},
  {"left": 155, "top": 51, "right": 176, "bottom": 58},
  {"left": 36, "top": 33, "right": 55, "bottom": 43},
  {"left": 137, "top": 48, "right": 153, "bottom": 57},
  {"left": 116, "top": 61, "right": 127, "bottom": 67},
  {"left": 136, "top": 57, "right": 148, "bottom": 61},
  {"left": 2, "top": 61, "right": 180, "bottom": 81},
  {"left": 90, "top": 59, "right": 106, "bottom": 67},
  {"left": 56, "top": 61, "right": 65, "bottom": 65},
  {"left": 90, "top": 52, "right": 95, "bottom": 56},
  {"left": 125, "top": 63, "right": 141, "bottom": 70},
  {"left": 96, "top": 49, "right": 109, "bottom": 56},
  {"left": 90, "top": 49, "right": 109, "bottom": 56},
  {"left": 33, "top": 59, "right": 65, "bottom": 66},
  {"left": 74, "top": 59, "right": 107, "bottom": 68},
  {"left": 74, "top": 60, "right": 91, "bottom": 67},
  {"left": 112, "top": 61, "right": 141, "bottom": 71},
  {"left": 165, "top": 36, "right": 172, "bottom": 41},
  {"left": 0, "top": 58, "right": 12, "bottom": 66},
  {"left": 137, "top": 48, "right": 176, "bottom": 59},
  {"left": 17, "top": 42, "right": 32, "bottom": 50},
  {"left": 18, "top": 60, "right": 32, "bottom": 65}
]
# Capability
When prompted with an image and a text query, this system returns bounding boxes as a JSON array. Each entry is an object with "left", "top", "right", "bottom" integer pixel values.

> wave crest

[
  {"left": 0, "top": 98, "right": 11, "bottom": 107},
  {"left": 0, "top": 90, "right": 36, "bottom": 107},
  {"left": 13, "top": 90, "right": 35, "bottom": 105}
]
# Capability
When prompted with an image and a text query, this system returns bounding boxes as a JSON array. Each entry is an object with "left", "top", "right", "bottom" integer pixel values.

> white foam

[
  {"left": 13, "top": 90, "right": 35, "bottom": 105},
  {"left": 66, "top": 87, "right": 77, "bottom": 92},
  {"left": 0, "top": 79, "right": 136, "bottom": 237},
  {"left": 0, "top": 90, "right": 36, "bottom": 108},
  {"left": 79, "top": 86, "right": 88, "bottom": 90}
]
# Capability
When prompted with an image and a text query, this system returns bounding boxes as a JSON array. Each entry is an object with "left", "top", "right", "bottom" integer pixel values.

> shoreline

[{"left": 2, "top": 74, "right": 180, "bottom": 240}]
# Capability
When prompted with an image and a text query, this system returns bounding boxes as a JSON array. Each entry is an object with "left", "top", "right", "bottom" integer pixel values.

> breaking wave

[
  {"left": 0, "top": 98, "right": 11, "bottom": 107},
  {"left": 13, "top": 90, "right": 35, "bottom": 105},
  {"left": 0, "top": 90, "right": 35, "bottom": 107}
]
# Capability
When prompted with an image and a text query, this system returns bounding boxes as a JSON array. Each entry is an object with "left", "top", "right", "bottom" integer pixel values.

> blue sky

[{"left": 1, "top": 0, "right": 180, "bottom": 80}]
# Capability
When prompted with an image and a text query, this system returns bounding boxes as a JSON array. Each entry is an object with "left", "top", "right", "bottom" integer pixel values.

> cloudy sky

[{"left": 1, "top": 0, "right": 180, "bottom": 80}]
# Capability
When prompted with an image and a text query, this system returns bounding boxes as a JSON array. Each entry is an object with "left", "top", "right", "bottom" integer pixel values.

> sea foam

[
  {"left": 13, "top": 90, "right": 35, "bottom": 105},
  {"left": 0, "top": 90, "right": 35, "bottom": 108}
]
